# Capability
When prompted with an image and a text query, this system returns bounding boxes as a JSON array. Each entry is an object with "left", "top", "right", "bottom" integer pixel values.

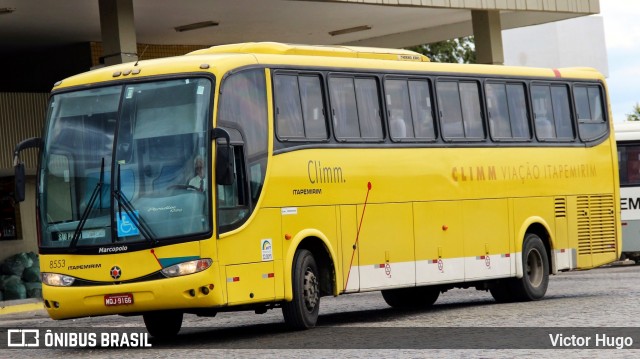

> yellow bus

[{"left": 14, "top": 42, "right": 620, "bottom": 337}]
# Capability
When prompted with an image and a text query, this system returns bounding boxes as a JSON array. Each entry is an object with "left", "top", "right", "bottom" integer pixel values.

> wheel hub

[
  {"left": 303, "top": 267, "right": 319, "bottom": 311},
  {"left": 527, "top": 248, "right": 543, "bottom": 287}
]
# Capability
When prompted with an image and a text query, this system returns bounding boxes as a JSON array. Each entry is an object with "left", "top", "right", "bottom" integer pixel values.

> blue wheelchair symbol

[{"left": 117, "top": 211, "right": 140, "bottom": 237}]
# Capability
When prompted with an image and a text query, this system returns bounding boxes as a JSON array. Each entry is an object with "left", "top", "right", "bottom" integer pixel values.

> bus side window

[
  {"left": 354, "top": 77, "right": 383, "bottom": 140},
  {"left": 506, "top": 83, "right": 530, "bottom": 139},
  {"left": 298, "top": 75, "right": 328, "bottom": 140},
  {"left": 385, "top": 79, "right": 414, "bottom": 140},
  {"left": 486, "top": 83, "right": 511, "bottom": 139},
  {"left": 626, "top": 146, "right": 640, "bottom": 184},
  {"left": 329, "top": 77, "right": 360, "bottom": 139},
  {"left": 274, "top": 74, "right": 305, "bottom": 139},
  {"left": 408, "top": 79, "right": 436, "bottom": 140},
  {"left": 459, "top": 81, "right": 484, "bottom": 139},
  {"left": 437, "top": 80, "right": 464, "bottom": 139},
  {"left": 575, "top": 85, "right": 607, "bottom": 141},
  {"left": 486, "top": 82, "right": 530, "bottom": 140},
  {"left": 532, "top": 85, "right": 555, "bottom": 140},
  {"left": 550, "top": 85, "right": 574, "bottom": 140}
]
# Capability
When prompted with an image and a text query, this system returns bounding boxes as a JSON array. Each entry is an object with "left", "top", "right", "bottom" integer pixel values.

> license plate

[{"left": 104, "top": 293, "right": 134, "bottom": 306}]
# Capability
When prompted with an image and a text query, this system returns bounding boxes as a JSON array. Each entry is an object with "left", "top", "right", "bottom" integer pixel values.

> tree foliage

[
  {"left": 407, "top": 36, "right": 476, "bottom": 64},
  {"left": 627, "top": 103, "right": 640, "bottom": 122}
]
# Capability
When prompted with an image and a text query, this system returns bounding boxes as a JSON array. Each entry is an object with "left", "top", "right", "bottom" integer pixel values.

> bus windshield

[{"left": 39, "top": 78, "right": 212, "bottom": 249}]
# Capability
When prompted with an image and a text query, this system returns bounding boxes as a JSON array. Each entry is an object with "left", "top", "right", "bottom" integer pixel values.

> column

[
  {"left": 472, "top": 10, "right": 504, "bottom": 65},
  {"left": 98, "top": 0, "right": 138, "bottom": 65}
]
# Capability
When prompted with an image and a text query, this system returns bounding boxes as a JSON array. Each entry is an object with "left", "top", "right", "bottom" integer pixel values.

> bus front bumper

[{"left": 42, "top": 266, "right": 223, "bottom": 320}]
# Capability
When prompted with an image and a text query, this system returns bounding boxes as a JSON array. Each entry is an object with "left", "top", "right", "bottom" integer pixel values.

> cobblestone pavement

[{"left": 2, "top": 264, "right": 639, "bottom": 358}]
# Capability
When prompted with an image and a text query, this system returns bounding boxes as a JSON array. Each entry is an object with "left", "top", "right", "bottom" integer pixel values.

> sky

[{"left": 600, "top": 1, "right": 640, "bottom": 122}]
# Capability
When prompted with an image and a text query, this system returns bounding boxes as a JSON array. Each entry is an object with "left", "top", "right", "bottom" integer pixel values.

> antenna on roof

[{"left": 134, "top": 45, "right": 149, "bottom": 67}]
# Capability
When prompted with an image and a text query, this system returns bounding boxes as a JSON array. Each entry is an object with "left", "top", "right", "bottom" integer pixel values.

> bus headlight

[
  {"left": 161, "top": 258, "right": 212, "bottom": 277},
  {"left": 41, "top": 272, "right": 76, "bottom": 287}
]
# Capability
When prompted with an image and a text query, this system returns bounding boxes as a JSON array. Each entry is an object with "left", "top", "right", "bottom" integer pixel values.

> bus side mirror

[
  {"left": 216, "top": 145, "right": 234, "bottom": 186},
  {"left": 13, "top": 137, "right": 43, "bottom": 202},
  {"left": 15, "top": 162, "right": 26, "bottom": 202},
  {"left": 210, "top": 128, "right": 234, "bottom": 186}
]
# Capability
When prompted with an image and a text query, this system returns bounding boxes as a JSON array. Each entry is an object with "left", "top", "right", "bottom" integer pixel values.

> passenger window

[
  {"left": 506, "top": 83, "right": 530, "bottom": 139},
  {"left": 329, "top": 77, "right": 359, "bottom": 139},
  {"left": 275, "top": 74, "right": 328, "bottom": 140},
  {"left": 385, "top": 79, "right": 414, "bottom": 140},
  {"left": 437, "top": 79, "right": 484, "bottom": 140},
  {"left": 329, "top": 76, "right": 383, "bottom": 141},
  {"left": 408, "top": 80, "right": 436, "bottom": 140},
  {"left": 532, "top": 85, "right": 555, "bottom": 139},
  {"left": 551, "top": 85, "right": 574, "bottom": 139},
  {"left": 486, "top": 82, "right": 530, "bottom": 140},
  {"left": 621, "top": 145, "right": 640, "bottom": 185},
  {"left": 532, "top": 84, "right": 574, "bottom": 141},
  {"left": 437, "top": 81, "right": 464, "bottom": 138},
  {"left": 459, "top": 82, "right": 484, "bottom": 138},
  {"left": 299, "top": 75, "right": 328, "bottom": 139},
  {"left": 486, "top": 83, "right": 511, "bottom": 138},
  {"left": 275, "top": 74, "right": 304, "bottom": 139},
  {"left": 355, "top": 78, "right": 383, "bottom": 140},
  {"left": 575, "top": 85, "right": 607, "bottom": 140}
]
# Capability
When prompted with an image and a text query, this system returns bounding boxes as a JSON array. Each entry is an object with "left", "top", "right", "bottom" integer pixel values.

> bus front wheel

[
  {"left": 282, "top": 249, "right": 320, "bottom": 329},
  {"left": 143, "top": 310, "right": 183, "bottom": 338}
]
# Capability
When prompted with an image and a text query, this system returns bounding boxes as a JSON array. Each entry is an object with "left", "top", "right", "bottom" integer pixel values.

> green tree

[
  {"left": 627, "top": 103, "right": 640, "bottom": 121},
  {"left": 407, "top": 36, "right": 476, "bottom": 64}
]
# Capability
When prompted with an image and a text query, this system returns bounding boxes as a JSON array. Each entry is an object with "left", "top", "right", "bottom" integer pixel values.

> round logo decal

[{"left": 110, "top": 266, "right": 122, "bottom": 280}]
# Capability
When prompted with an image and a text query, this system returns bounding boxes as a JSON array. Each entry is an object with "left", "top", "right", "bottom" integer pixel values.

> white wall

[{"left": 503, "top": 15, "right": 609, "bottom": 77}]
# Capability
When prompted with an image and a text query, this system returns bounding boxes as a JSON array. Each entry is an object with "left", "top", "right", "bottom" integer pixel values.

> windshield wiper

[
  {"left": 112, "top": 164, "right": 157, "bottom": 244},
  {"left": 70, "top": 158, "right": 105, "bottom": 249}
]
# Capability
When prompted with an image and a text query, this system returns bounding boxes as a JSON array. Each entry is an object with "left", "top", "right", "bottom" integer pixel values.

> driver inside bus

[{"left": 188, "top": 157, "right": 206, "bottom": 192}]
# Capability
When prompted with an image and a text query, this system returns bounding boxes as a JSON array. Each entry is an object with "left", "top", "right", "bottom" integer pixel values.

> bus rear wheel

[
  {"left": 490, "top": 233, "right": 549, "bottom": 302},
  {"left": 513, "top": 233, "right": 549, "bottom": 301},
  {"left": 143, "top": 310, "right": 183, "bottom": 339},
  {"left": 282, "top": 249, "right": 320, "bottom": 329},
  {"left": 381, "top": 286, "right": 440, "bottom": 309}
]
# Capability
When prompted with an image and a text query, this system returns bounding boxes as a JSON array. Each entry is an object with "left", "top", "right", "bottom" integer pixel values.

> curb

[{"left": 0, "top": 298, "right": 44, "bottom": 316}]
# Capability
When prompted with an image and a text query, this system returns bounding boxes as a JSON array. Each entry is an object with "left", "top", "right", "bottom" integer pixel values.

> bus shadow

[{"left": 149, "top": 294, "right": 578, "bottom": 348}]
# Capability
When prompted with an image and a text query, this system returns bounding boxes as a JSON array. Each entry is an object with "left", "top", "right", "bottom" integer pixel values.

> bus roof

[
  {"left": 614, "top": 122, "right": 640, "bottom": 141},
  {"left": 188, "top": 42, "right": 603, "bottom": 80},
  {"left": 53, "top": 42, "right": 607, "bottom": 90},
  {"left": 188, "top": 42, "right": 430, "bottom": 62}
]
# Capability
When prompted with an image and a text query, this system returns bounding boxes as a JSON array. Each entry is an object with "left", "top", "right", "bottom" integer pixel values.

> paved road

[{"left": 2, "top": 264, "right": 640, "bottom": 358}]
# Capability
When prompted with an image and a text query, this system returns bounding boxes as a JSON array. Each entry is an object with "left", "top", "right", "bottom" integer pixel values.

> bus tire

[
  {"left": 282, "top": 249, "right": 320, "bottom": 329},
  {"left": 381, "top": 286, "right": 440, "bottom": 309},
  {"left": 143, "top": 310, "right": 183, "bottom": 338},
  {"left": 512, "top": 233, "right": 549, "bottom": 301}
]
